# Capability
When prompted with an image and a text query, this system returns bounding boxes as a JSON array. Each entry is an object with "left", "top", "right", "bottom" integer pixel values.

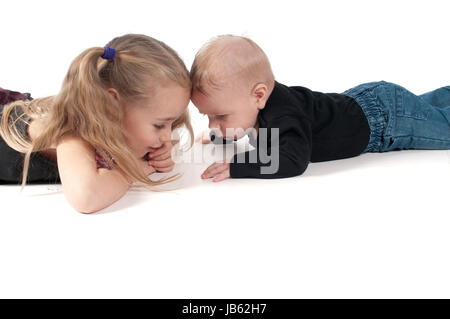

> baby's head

[{"left": 190, "top": 35, "right": 275, "bottom": 140}]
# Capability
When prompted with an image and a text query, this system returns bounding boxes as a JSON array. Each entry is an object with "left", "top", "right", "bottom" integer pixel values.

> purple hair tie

[{"left": 101, "top": 46, "right": 116, "bottom": 60}]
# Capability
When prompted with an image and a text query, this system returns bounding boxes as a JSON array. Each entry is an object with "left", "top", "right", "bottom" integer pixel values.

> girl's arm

[{"left": 56, "top": 134, "right": 132, "bottom": 214}]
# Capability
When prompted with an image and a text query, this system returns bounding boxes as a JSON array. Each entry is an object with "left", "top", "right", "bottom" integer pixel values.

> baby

[{"left": 190, "top": 35, "right": 450, "bottom": 182}]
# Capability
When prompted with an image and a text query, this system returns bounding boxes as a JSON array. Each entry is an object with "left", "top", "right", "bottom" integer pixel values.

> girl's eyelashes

[{"left": 154, "top": 124, "right": 165, "bottom": 130}]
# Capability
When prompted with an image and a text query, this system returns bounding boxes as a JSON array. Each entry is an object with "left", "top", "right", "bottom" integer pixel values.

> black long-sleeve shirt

[{"left": 229, "top": 81, "right": 370, "bottom": 178}]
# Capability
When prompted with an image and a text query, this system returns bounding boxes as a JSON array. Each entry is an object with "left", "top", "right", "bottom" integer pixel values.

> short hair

[{"left": 190, "top": 35, "right": 275, "bottom": 94}]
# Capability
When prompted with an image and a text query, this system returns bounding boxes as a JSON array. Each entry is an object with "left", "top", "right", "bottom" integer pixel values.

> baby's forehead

[{"left": 192, "top": 88, "right": 235, "bottom": 113}]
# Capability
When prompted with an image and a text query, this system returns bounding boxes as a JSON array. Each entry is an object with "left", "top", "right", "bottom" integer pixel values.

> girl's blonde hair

[{"left": 0, "top": 34, "right": 193, "bottom": 190}]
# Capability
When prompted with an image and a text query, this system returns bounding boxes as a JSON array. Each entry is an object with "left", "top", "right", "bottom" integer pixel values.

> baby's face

[{"left": 191, "top": 85, "right": 260, "bottom": 141}]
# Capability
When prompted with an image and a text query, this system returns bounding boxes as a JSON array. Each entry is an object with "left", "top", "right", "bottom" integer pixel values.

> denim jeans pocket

[{"left": 394, "top": 84, "right": 431, "bottom": 120}]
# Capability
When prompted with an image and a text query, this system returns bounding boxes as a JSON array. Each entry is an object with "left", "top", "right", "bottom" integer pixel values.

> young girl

[{"left": 0, "top": 34, "right": 193, "bottom": 213}]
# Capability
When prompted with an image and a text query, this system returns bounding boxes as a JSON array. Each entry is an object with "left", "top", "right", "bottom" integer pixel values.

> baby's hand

[
  {"left": 195, "top": 129, "right": 212, "bottom": 144},
  {"left": 201, "top": 161, "right": 230, "bottom": 182},
  {"left": 147, "top": 141, "right": 175, "bottom": 173}
]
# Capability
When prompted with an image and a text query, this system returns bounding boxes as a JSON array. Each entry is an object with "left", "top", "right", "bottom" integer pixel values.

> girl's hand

[
  {"left": 147, "top": 141, "right": 175, "bottom": 173},
  {"left": 140, "top": 157, "right": 157, "bottom": 177},
  {"left": 201, "top": 161, "right": 230, "bottom": 182}
]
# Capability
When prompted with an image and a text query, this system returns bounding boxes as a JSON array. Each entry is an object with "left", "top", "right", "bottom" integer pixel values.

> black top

[
  {"left": 229, "top": 81, "right": 370, "bottom": 179},
  {"left": 0, "top": 89, "right": 60, "bottom": 184}
]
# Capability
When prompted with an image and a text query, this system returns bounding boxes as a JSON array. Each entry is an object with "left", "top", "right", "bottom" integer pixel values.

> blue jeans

[{"left": 342, "top": 81, "right": 450, "bottom": 153}]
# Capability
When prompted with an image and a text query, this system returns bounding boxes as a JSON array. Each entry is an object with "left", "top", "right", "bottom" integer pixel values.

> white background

[{"left": 1, "top": 0, "right": 449, "bottom": 298}]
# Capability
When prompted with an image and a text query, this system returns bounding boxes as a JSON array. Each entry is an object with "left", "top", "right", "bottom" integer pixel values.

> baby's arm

[
  {"left": 56, "top": 134, "right": 132, "bottom": 214},
  {"left": 202, "top": 116, "right": 312, "bottom": 180},
  {"left": 230, "top": 116, "right": 311, "bottom": 179}
]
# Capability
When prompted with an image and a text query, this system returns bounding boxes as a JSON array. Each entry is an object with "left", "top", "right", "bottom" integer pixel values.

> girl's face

[{"left": 122, "top": 83, "right": 190, "bottom": 159}]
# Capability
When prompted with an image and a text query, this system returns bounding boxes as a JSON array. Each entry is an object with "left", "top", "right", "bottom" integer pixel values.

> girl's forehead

[
  {"left": 143, "top": 84, "right": 189, "bottom": 104},
  {"left": 140, "top": 93, "right": 189, "bottom": 119}
]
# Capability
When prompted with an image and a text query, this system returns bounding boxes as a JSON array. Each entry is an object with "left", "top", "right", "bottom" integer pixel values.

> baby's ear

[{"left": 252, "top": 83, "right": 268, "bottom": 109}]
